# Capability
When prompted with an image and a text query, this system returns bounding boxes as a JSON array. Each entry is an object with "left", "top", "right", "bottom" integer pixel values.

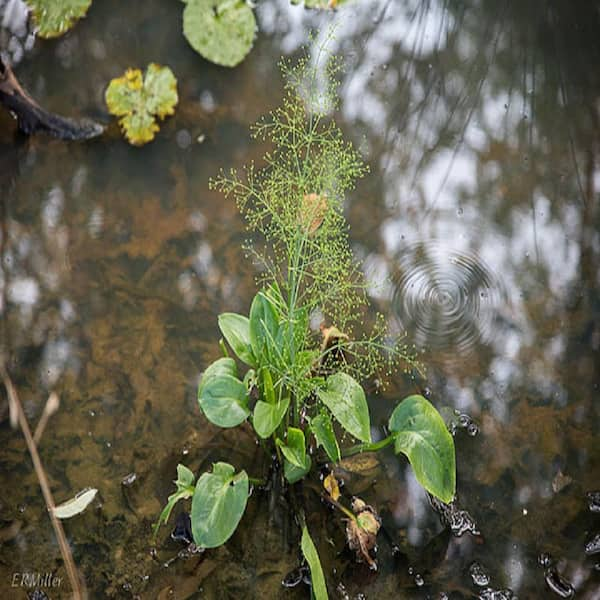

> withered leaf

[
  {"left": 299, "top": 193, "right": 328, "bottom": 235},
  {"left": 323, "top": 473, "right": 341, "bottom": 501},
  {"left": 345, "top": 497, "right": 381, "bottom": 570}
]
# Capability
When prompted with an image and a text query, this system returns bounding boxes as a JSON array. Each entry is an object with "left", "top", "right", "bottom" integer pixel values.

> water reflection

[
  {"left": 390, "top": 240, "right": 504, "bottom": 364},
  {"left": 1, "top": 0, "right": 599, "bottom": 597}
]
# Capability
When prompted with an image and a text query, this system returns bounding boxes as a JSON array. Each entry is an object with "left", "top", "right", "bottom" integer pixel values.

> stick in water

[{"left": 1, "top": 368, "right": 85, "bottom": 599}]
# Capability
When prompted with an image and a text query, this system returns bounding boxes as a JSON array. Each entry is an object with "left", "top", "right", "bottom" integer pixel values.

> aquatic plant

[
  {"left": 25, "top": 0, "right": 342, "bottom": 64},
  {"left": 105, "top": 64, "right": 178, "bottom": 146},
  {"left": 26, "top": 0, "right": 92, "bottom": 38},
  {"left": 156, "top": 46, "right": 455, "bottom": 598},
  {"left": 182, "top": 0, "right": 257, "bottom": 68}
]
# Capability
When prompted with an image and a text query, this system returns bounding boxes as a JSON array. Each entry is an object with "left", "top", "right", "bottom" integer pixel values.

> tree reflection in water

[{"left": 0, "top": 0, "right": 598, "bottom": 597}]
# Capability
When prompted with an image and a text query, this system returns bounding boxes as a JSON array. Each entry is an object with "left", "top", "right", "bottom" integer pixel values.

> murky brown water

[{"left": 1, "top": 0, "right": 599, "bottom": 598}]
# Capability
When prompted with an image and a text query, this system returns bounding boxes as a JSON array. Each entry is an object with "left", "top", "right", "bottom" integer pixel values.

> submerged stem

[{"left": 321, "top": 492, "right": 356, "bottom": 521}]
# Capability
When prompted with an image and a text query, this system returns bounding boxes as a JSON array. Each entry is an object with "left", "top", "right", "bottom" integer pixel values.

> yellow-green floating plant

[{"left": 105, "top": 63, "right": 178, "bottom": 146}]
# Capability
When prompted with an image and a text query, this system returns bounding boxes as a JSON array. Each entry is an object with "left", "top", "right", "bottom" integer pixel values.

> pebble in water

[
  {"left": 449, "top": 410, "right": 479, "bottom": 437},
  {"left": 390, "top": 242, "right": 504, "bottom": 365},
  {"left": 467, "top": 422, "right": 479, "bottom": 436},
  {"left": 429, "top": 494, "right": 480, "bottom": 536},
  {"left": 478, "top": 588, "right": 515, "bottom": 600},
  {"left": 538, "top": 552, "right": 575, "bottom": 598},
  {"left": 584, "top": 533, "right": 600, "bottom": 556},
  {"left": 544, "top": 567, "right": 574, "bottom": 598},
  {"left": 587, "top": 491, "right": 600, "bottom": 513},
  {"left": 538, "top": 552, "right": 553, "bottom": 568},
  {"left": 469, "top": 561, "right": 491, "bottom": 587},
  {"left": 121, "top": 472, "right": 137, "bottom": 487},
  {"left": 282, "top": 566, "right": 310, "bottom": 589},
  {"left": 335, "top": 582, "right": 350, "bottom": 599}
]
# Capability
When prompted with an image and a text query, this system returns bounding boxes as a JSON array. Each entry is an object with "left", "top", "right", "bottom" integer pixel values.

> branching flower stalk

[{"left": 211, "top": 52, "right": 421, "bottom": 419}]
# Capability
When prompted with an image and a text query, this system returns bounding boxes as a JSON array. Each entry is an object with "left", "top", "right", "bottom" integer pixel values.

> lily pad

[
  {"left": 183, "top": 0, "right": 257, "bottom": 68},
  {"left": 105, "top": 64, "right": 178, "bottom": 146},
  {"left": 27, "top": 0, "right": 92, "bottom": 38}
]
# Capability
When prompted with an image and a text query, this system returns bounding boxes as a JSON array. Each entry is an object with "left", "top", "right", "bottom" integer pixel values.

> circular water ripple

[{"left": 390, "top": 241, "right": 504, "bottom": 361}]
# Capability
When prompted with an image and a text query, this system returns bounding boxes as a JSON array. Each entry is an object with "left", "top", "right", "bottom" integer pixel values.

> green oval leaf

[
  {"left": 253, "top": 396, "right": 289, "bottom": 439},
  {"left": 301, "top": 525, "right": 328, "bottom": 600},
  {"left": 198, "top": 374, "right": 249, "bottom": 427},
  {"left": 105, "top": 63, "right": 178, "bottom": 146},
  {"left": 249, "top": 291, "right": 279, "bottom": 363},
  {"left": 284, "top": 456, "right": 311, "bottom": 484},
  {"left": 317, "top": 372, "right": 371, "bottom": 443},
  {"left": 198, "top": 357, "right": 237, "bottom": 396},
  {"left": 183, "top": 0, "right": 257, "bottom": 68},
  {"left": 278, "top": 427, "right": 307, "bottom": 468},
  {"left": 191, "top": 462, "right": 248, "bottom": 548},
  {"left": 388, "top": 395, "right": 456, "bottom": 503},
  {"left": 311, "top": 411, "right": 341, "bottom": 463},
  {"left": 27, "top": 0, "right": 91, "bottom": 38},
  {"left": 218, "top": 313, "right": 256, "bottom": 366}
]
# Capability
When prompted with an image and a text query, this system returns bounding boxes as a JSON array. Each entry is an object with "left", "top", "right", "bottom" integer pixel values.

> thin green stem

[
  {"left": 321, "top": 492, "right": 356, "bottom": 521},
  {"left": 248, "top": 476, "right": 267, "bottom": 486},
  {"left": 342, "top": 435, "right": 396, "bottom": 457}
]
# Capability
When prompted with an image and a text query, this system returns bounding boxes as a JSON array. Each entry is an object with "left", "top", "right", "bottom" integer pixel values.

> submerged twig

[
  {"left": 1, "top": 368, "right": 85, "bottom": 599},
  {"left": 33, "top": 392, "right": 60, "bottom": 445},
  {"left": 0, "top": 57, "right": 103, "bottom": 140}
]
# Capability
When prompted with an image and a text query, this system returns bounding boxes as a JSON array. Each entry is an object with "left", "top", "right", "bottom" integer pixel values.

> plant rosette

[{"left": 105, "top": 63, "right": 178, "bottom": 146}]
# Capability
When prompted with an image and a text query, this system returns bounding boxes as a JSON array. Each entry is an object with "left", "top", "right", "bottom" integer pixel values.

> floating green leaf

[
  {"left": 198, "top": 357, "right": 237, "bottom": 396},
  {"left": 198, "top": 374, "right": 249, "bottom": 427},
  {"left": 27, "top": 0, "right": 92, "bottom": 38},
  {"left": 154, "top": 464, "right": 196, "bottom": 536},
  {"left": 254, "top": 396, "right": 290, "bottom": 439},
  {"left": 311, "top": 411, "right": 341, "bottom": 463},
  {"left": 317, "top": 372, "right": 371, "bottom": 443},
  {"left": 105, "top": 63, "right": 178, "bottom": 146},
  {"left": 218, "top": 313, "right": 256, "bottom": 366},
  {"left": 183, "top": 0, "right": 257, "bottom": 68},
  {"left": 301, "top": 525, "right": 328, "bottom": 600},
  {"left": 388, "top": 395, "right": 456, "bottom": 503},
  {"left": 191, "top": 462, "right": 248, "bottom": 548}
]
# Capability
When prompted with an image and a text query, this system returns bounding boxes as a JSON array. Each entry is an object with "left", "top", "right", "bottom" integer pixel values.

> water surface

[{"left": 1, "top": 0, "right": 599, "bottom": 598}]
